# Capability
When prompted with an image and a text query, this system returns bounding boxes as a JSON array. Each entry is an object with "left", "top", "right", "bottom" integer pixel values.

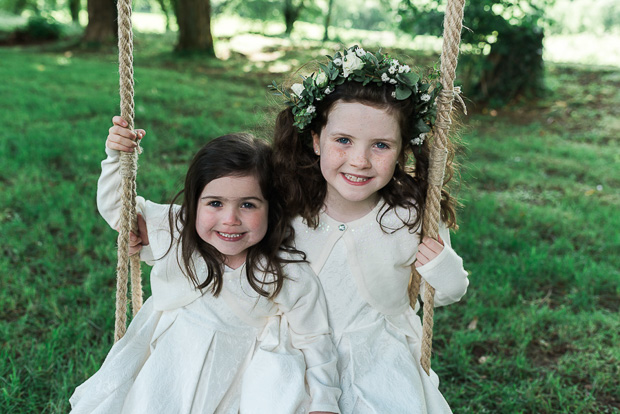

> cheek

[
  {"left": 249, "top": 210, "right": 269, "bottom": 238},
  {"left": 374, "top": 154, "right": 398, "bottom": 172}
]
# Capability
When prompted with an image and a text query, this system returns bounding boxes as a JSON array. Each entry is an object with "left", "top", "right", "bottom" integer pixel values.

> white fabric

[
  {"left": 70, "top": 147, "right": 341, "bottom": 414},
  {"left": 292, "top": 202, "right": 469, "bottom": 414}
]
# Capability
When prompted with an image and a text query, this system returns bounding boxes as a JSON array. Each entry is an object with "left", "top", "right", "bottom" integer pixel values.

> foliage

[
  {"left": 8, "top": 14, "right": 64, "bottom": 41},
  {"left": 547, "top": 0, "right": 620, "bottom": 35},
  {"left": 399, "top": 0, "right": 553, "bottom": 105}
]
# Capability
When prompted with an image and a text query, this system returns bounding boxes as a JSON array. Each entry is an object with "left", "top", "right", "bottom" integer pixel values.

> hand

[
  {"left": 106, "top": 115, "right": 145, "bottom": 152},
  {"left": 129, "top": 214, "right": 149, "bottom": 256},
  {"left": 414, "top": 234, "right": 444, "bottom": 268}
]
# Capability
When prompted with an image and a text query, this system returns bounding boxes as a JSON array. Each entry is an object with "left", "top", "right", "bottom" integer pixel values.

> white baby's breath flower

[
  {"left": 343, "top": 51, "right": 364, "bottom": 77},
  {"left": 324, "top": 87, "right": 333, "bottom": 94},
  {"left": 410, "top": 137, "right": 422, "bottom": 146},
  {"left": 315, "top": 71, "right": 328, "bottom": 88},
  {"left": 306, "top": 105, "right": 316, "bottom": 114},
  {"left": 389, "top": 79, "right": 397, "bottom": 84},
  {"left": 403, "top": 65, "right": 411, "bottom": 73},
  {"left": 381, "top": 73, "right": 390, "bottom": 82},
  {"left": 391, "top": 91, "right": 396, "bottom": 98},
  {"left": 388, "top": 66, "right": 396, "bottom": 74},
  {"left": 291, "top": 83, "right": 305, "bottom": 98},
  {"left": 355, "top": 47, "right": 366, "bottom": 57},
  {"left": 421, "top": 93, "right": 431, "bottom": 102},
  {"left": 333, "top": 57, "right": 343, "bottom": 66},
  {"left": 392, "top": 59, "right": 399, "bottom": 66}
]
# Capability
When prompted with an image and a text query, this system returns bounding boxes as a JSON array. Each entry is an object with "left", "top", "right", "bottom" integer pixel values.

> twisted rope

[
  {"left": 114, "top": 0, "right": 142, "bottom": 342},
  {"left": 408, "top": 0, "right": 466, "bottom": 375}
]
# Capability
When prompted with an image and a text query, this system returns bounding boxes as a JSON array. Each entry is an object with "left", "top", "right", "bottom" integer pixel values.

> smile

[
  {"left": 216, "top": 232, "right": 245, "bottom": 241},
  {"left": 343, "top": 173, "right": 371, "bottom": 184}
]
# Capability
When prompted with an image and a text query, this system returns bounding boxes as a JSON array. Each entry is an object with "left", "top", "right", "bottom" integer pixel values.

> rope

[
  {"left": 114, "top": 0, "right": 142, "bottom": 342},
  {"left": 408, "top": 0, "right": 466, "bottom": 375}
]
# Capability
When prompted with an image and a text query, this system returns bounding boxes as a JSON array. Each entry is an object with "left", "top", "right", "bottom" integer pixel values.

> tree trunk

[
  {"left": 283, "top": 0, "right": 304, "bottom": 36},
  {"left": 174, "top": 0, "right": 215, "bottom": 55},
  {"left": 83, "top": 0, "right": 117, "bottom": 44},
  {"left": 322, "top": 0, "right": 334, "bottom": 41},
  {"left": 69, "top": 0, "right": 81, "bottom": 23},
  {"left": 156, "top": 0, "right": 172, "bottom": 31}
]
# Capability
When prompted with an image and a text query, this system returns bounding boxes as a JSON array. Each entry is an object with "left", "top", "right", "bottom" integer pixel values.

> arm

[
  {"left": 97, "top": 116, "right": 151, "bottom": 259},
  {"left": 415, "top": 224, "right": 469, "bottom": 307},
  {"left": 275, "top": 263, "right": 341, "bottom": 414}
]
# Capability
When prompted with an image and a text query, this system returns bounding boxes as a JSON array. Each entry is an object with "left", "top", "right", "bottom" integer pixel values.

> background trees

[{"left": 398, "top": 0, "right": 553, "bottom": 104}]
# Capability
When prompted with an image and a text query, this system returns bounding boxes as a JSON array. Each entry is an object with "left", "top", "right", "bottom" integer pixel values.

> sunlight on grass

[{"left": 544, "top": 33, "right": 620, "bottom": 67}]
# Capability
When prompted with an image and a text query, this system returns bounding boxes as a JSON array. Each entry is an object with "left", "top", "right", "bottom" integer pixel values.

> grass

[{"left": 0, "top": 30, "right": 619, "bottom": 413}]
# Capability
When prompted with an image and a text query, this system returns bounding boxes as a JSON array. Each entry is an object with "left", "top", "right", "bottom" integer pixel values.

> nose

[
  {"left": 350, "top": 148, "right": 371, "bottom": 169},
  {"left": 222, "top": 207, "right": 241, "bottom": 226}
]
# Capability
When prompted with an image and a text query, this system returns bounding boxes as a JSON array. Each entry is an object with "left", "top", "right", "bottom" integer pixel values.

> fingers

[
  {"left": 128, "top": 232, "right": 142, "bottom": 256},
  {"left": 414, "top": 236, "right": 445, "bottom": 268},
  {"left": 136, "top": 214, "right": 150, "bottom": 246},
  {"left": 107, "top": 116, "right": 146, "bottom": 153}
]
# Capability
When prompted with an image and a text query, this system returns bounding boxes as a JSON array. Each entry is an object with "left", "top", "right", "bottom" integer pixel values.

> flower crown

[{"left": 269, "top": 45, "right": 441, "bottom": 146}]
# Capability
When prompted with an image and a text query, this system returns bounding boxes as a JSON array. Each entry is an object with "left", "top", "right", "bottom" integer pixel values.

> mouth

[
  {"left": 216, "top": 231, "right": 245, "bottom": 241},
  {"left": 342, "top": 173, "right": 372, "bottom": 184}
]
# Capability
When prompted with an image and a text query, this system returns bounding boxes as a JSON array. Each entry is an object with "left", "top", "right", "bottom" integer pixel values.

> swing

[{"left": 111, "top": 0, "right": 467, "bottom": 378}]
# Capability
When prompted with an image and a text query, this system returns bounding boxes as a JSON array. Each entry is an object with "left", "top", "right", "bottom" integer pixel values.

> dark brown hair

[
  {"left": 167, "top": 133, "right": 303, "bottom": 299},
  {"left": 273, "top": 80, "right": 458, "bottom": 233}
]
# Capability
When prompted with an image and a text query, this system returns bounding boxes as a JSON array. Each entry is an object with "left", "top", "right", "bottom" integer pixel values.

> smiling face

[
  {"left": 312, "top": 101, "right": 402, "bottom": 221},
  {"left": 195, "top": 174, "right": 268, "bottom": 269}
]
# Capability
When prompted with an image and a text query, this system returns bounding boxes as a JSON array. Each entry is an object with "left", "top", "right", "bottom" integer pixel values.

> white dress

[
  {"left": 70, "top": 148, "right": 341, "bottom": 414},
  {"left": 292, "top": 202, "right": 469, "bottom": 414}
]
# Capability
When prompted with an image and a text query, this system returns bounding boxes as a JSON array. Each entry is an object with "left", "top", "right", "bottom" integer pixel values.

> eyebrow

[{"left": 200, "top": 196, "right": 265, "bottom": 202}]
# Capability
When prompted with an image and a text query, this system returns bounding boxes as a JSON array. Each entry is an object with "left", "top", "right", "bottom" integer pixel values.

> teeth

[
  {"left": 218, "top": 232, "right": 242, "bottom": 239},
  {"left": 344, "top": 174, "right": 369, "bottom": 183}
]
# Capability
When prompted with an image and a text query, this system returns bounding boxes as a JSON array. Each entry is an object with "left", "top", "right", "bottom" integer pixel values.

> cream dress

[
  {"left": 70, "top": 148, "right": 341, "bottom": 414},
  {"left": 292, "top": 202, "right": 469, "bottom": 414}
]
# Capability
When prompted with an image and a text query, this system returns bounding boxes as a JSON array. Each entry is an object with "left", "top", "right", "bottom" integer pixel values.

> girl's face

[
  {"left": 196, "top": 174, "right": 268, "bottom": 269},
  {"left": 312, "top": 101, "right": 401, "bottom": 219}
]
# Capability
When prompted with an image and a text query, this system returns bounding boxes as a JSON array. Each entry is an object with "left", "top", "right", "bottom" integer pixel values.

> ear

[{"left": 311, "top": 131, "right": 321, "bottom": 155}]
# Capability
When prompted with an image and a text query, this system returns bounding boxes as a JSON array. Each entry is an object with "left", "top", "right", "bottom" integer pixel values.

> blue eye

[
  {"left": 241, "top": 202, "right": 256, "bottom": 209},
  {"left": 375, "top": 142, "right": 390, "bottom": 149},
  {"left": 336, "top": 137, "right": 351, "bottom": 145},
  {"left": 207, "top": 201, "right": 222, "bottom": 207}
]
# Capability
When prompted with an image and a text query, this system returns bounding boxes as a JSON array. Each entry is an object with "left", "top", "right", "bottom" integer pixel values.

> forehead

[
  {"left": 200, "top": 175, "right": 265, "bottom": 199},
  {"left": 323, "top": 101, "right": 401, "bottom": 140}
]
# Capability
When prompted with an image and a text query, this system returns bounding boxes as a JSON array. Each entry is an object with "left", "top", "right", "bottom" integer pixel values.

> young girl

[
  {"left": 271, "top": 46, "right": 469, "bottom": 413},
  {"left": 70, "top": 119, "right": 340, "bottom": 414}
]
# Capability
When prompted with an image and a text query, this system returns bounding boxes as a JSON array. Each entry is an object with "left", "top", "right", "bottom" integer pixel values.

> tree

[
  {"left": 399, "top": 0, "right": 554, "bottom": 105},
  {"left": 283, "top": 0, "right": 304, "bottom": 35},
  {"left": 173, "top": 0, "right": 215, "bottom": 55},
  {"left": 323, "top": 0, "right": 334, "bottom": 41},
  {"left": 83, "top": 0, "right": 117, "bottom": 44},
  {"left": 69, "top": 0, "right": 81, "bottom": 23}
]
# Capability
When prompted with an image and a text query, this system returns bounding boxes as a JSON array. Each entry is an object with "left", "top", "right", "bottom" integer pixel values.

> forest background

[{"left": 1, "top": 0, "right": 619, "bottom": 412}]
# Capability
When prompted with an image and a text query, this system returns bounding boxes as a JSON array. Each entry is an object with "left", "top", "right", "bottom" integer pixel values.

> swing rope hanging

[
  {"left": 409, "top": 0, "right": 467, "bottom": 375},
  {"left": 115, "top": 0, "right": 143, "bottom": 342}
]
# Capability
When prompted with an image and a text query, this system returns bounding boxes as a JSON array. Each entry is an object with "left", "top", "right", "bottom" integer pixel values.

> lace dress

[{"left": 292, "top": 202, "right": 469, "bottom": 414}]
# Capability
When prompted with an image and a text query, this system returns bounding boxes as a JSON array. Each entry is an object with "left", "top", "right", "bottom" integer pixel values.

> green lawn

[{"left": 0, "top": 32, "right": 618, "bottom": 413}]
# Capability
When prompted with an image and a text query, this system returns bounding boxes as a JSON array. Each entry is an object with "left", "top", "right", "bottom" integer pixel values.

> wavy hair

[
  {"left": 273, "top": 80, "right": 458, "bottom": 234},
  {"left": 166, "top": 133, "right": 303, "bottom": 299}
]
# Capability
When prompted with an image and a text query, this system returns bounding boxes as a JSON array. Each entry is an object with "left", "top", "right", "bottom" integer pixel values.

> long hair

[
  {"left": 167, "top": 133, "right": 303, "bottom": 299},
  {"left": 273, "top": 80, "right": 458, "bottom": 233}
]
